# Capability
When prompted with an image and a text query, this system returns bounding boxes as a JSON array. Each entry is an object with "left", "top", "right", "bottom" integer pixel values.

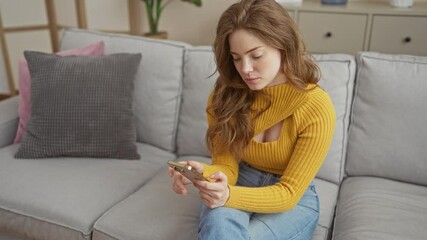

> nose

[{"left": 241, "top": 59, "right": 253, "bottom": 75}]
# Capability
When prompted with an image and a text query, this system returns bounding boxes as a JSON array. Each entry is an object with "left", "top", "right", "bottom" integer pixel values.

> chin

[{"left": 247, "top": 83, "right": 267, "bottom": 91}]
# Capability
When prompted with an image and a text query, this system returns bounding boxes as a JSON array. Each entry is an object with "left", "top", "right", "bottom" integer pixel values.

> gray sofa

[{"left": 0, "top": 28, "right": 426, "bottom": 240}]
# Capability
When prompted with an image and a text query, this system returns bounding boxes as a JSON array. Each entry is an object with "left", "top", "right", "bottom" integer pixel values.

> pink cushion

[{"left": 14, "top": 41, "right": 105, "bottom": 143}]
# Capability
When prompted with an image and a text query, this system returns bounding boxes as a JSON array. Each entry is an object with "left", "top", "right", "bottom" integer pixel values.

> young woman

[{"left": 169, "top": 0, "right": 336, "bottom": 239}]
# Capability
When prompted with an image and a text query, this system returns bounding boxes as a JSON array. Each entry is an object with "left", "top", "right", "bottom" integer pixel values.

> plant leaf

[{"left": 181, "top": 0, "right": 202, "bottom": 7}]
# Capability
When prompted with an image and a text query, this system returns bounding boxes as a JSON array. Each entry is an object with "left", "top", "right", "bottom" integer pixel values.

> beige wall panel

[
  {"left": 150, "top": 0, "right": 237, "bottom": 45},
  {"left": 5, "top": 30, "right": 51, "bottom": 88},
  {"left": 0, "top": 0, "right": 47, "bottom": 27},
  {"left": 55, "top": 0, "right": 78, "bottom": 27},
  {"left": 86, "top": 0, "right": 129, "bottom": 31}
]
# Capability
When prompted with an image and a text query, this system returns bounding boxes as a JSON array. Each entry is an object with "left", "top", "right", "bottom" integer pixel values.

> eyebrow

[{"left": 230, "top": 46, "right": 263, "bottom": 55}]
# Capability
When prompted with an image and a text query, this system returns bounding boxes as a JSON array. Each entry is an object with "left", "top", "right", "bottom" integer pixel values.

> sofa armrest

[{"left": 0, "top": 96, "right": 19, "bottom": 148}]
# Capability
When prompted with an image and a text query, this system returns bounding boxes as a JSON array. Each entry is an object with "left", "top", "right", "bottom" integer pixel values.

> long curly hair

[{"left": 206, "top": 0, "right": 320, "bottom": 159}]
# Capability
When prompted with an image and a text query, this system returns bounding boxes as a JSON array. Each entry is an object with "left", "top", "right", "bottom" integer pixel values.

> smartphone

[{"left": 168, "top": 160, "right": 209, "bottom": 182}]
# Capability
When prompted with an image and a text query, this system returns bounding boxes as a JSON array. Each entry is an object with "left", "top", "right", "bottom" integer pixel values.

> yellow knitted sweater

[{"left": 202, "top": 83, "right": 336, "bottom": 213}]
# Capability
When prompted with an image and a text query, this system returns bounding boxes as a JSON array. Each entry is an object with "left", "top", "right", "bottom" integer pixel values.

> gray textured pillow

[{"left": 15, "top": 51, "right": 141, "bottom": 159}]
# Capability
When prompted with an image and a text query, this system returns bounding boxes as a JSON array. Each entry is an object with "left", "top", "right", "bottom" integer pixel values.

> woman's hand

[
  {"left": 194, "top": 171, "right": 230, "bottom": 209},
  {"left": 168, "top": 160, "right": 204, "bottom": 195}
]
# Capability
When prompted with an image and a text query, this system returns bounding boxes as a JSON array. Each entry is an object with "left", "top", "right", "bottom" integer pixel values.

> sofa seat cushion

[
  {"left": 92, "top": 156, "right": 210, "bottom": 240},
  {"left": 0, "top": 143, "right": 175, "bottom": 240},
  {"left": 333, "top": 176, "right": 427, "bottom": 240},
  {"left": 93, "top": 155, "right": 339, "bottom": 240},
  {"left": 0, "top": 231, "right": 26, "bottom": 240}
]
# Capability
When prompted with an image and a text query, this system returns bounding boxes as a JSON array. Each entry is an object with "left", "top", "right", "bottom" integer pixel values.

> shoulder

[
  {"left": 307, "top": 86, "right": 334, "bottom": 107},
  {"left": 298, "top": 85, "right": 336, "bottom": 121}
]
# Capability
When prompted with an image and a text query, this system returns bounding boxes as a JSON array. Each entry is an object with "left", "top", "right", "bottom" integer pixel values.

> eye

[
  {"left": 252, "top": 55, "right": 262, "bottom": 60},
  {"left": 232, "top": 56, "right": 241, "bottom": 62}
]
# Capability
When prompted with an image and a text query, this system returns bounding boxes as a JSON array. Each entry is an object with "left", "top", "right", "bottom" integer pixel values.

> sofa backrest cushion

[
  {"left": 315, "top": 54, "right": 356, "bottom": 184},
  {"left": 177, "top": 47, "right": 216, "bottom": 157},
  {"left": 177, "top": 49, "right": 356, "bottom": 184},
  {"left": 346, "top": 52, "right": 427, "bottom": 186},
  {"left": 60, "top": 29, "right": 188, "bottom": 152}
]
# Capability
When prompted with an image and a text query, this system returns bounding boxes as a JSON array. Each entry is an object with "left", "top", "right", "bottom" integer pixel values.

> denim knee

[{"left": 199, "top": 204, "right": 250, "bottom": 240}]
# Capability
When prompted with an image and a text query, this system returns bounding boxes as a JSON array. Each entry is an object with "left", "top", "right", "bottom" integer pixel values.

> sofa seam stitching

[
  {"left": 362, "top": 55, "right": 427, "bottom": 65},
  {"left": 345, "top": 54, "right": 365, "bottom": 177},
  {"left": 170, "top": 45, "right": 186, "bottom": 153},
  {"left": 338, "top": 60, "right": 352, "bottom": 184}
]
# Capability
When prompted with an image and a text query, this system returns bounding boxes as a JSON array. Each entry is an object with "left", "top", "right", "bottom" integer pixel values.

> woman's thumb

[
  {"left": 210, "top": 171, "right": 227, "bottom": 182},
  {"left": 187, "top": 161, "right": 203, "bottom": 173}
]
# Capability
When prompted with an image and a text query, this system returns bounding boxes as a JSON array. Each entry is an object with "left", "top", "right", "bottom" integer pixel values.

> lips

[{"left": 245, "top": 77, "right": 259, "bottom": 84}]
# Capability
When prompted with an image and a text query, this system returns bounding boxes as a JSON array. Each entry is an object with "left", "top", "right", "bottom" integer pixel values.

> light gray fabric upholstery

[
  {"left": 0, "top": 231, "right": 27, "bottom": 240},
  {"left": 15, "top": 52, "right": 141, "bottom": 159},
  {"left": 333, "top": 176, "right": 427, "bottom": 240},
  {"left": 177, "top": 46, "right": 217, "bottom": 157},
  {"left": 0, "top": 143, "right": 174, "bottom": 240},
  {"left": 315, "top": 178, "right": 339, "bottom": 233},
  {"left": 93, "top": 156, "right": 210, "bottom": 240},
  {"left": 0, "top": 96, "right": 18, "bottom": 148},
  {"left": 93, "top": 155, "right": 339, "bottom": 240},
  {"left": 60, "top": 28, "right": 188, "bottom": 152},
  {"left": 93, "top": 165, "right": 201, "bottom": 240},
  {"left": 314, "top": 54, "right": 356, "bottom": 184},
  {"left": 177, "top": 51, "right": 355, "bottom": 184},
  {"left": 346, "top": 52, "right": 427, "bottom": 186},
  {"left": 312, "top": 227, "right": 328, "bottom": 240}
]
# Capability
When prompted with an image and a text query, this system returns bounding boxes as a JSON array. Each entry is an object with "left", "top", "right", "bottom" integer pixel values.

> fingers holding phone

[
  {"left": 168, "top": 160, "right": 206, "bottom": 195},
  {"left": 170, "top": 169, "right": 191, "bottom": 195},
  {"left": 168, "top": 161, "right": 229, "bottom": 208},
  {"left": 194, "top": 171, "right": 230, "bottom": 209},
  {"left": 186, "top": 160, "right": 205, "bottom": 174}
]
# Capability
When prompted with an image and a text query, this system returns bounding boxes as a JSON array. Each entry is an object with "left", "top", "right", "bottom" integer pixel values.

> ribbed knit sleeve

[
  {"left": 225, "top": 89, "right": 336, "bottom": 213},
  {"left": 201, "top": 93, "right": 239, "bottom": 185}
]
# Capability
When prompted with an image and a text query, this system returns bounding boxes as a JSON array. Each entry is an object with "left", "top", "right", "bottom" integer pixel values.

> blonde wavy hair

[{"left": 206, "top": 0, "right": 320, "bottom": 159}]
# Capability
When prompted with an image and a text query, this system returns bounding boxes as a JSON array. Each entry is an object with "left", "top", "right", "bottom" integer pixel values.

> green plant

[{"left": 142, "top": 0, "right": 202, "bottom": 35}]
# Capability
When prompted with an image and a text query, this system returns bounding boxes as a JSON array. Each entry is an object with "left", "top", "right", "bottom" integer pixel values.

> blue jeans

[{"left": 198, "top": 162, "right": 319, "bottom": 240}]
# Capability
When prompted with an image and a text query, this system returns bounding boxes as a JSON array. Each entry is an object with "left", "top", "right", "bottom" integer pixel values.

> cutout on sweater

[{"left": 253, "top": 120, "right": 284, "bottom": 143}]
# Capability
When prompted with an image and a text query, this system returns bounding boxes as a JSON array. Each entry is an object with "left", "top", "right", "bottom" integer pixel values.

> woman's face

[{"left": 229, "top": 29, "right": 286, "bottom": 90}]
